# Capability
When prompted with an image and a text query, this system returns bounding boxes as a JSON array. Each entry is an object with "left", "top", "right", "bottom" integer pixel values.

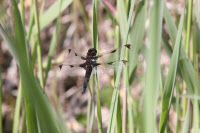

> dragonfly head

[{"left": 87, "top": 48, "right": 97, "bottom": 56}]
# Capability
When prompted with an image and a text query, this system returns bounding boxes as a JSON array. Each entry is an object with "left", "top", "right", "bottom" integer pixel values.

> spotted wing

[
  {"left": 58, "top": 63, "right": 86, "bottom": 70},
  {"left": 94, "top": 44, "right": 131, "bottom": 59},
  {"left": 92, "top": 60, "right": 128, "bottom": 74},
  {"left": 67, "top": 49, "right": 86, "bottom": 60}
]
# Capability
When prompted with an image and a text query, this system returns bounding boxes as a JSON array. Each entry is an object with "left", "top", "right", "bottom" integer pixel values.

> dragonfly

[{"left": 59, "top": 44, "right": 131, "bottom": 94}]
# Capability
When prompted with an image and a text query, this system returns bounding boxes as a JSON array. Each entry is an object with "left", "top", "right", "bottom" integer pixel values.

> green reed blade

[
  {"left": 142, "top": 0, "right": 164, "bottom": 132},
  {"left": 107, "top": 0, "right": 135, "bottom": 132},
  {"left": 92, "top": 0, "right": 103, "bottom": 132},
  {"left": 159, "top": 8, "right": 184, "bottom": 133},
  {"left": 182, "top": 101, "right": 190, "bottom": 133},
  {"left": 129, "top": 0, "right": 147, "bottom": 85},
  {"left": 0, "top": 0, "right": 69, "bottom": 132}
]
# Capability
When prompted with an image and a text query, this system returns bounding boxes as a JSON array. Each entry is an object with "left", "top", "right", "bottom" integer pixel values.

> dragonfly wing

[{"left": 92, "top": 60, "right": 128, "bottom": 74}]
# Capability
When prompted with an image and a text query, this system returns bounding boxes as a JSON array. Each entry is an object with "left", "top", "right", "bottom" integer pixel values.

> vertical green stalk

[
  {"left": 0, "top": 67, "right": 2, "bottom": 133},
  {"left": 122, "top": 88, "right": 127, "bottom": 133},
  {"left": 143, "top": 0, "right": 164, "bottom": 132},
  {"left": 182, "top": 100, "right": 190, "bottom": 133},
  {"left": 20, "top": 0, "right": 25, "bottom": 26},
  {"left": 44, "top": 0, "right": 63, "bottom": 85},
  {"left": 122, "top": 48, "right": 129, "bottom": 133},
  {"left": 127, "top": 53, "right": 134, "bottom": 133},
  {"left": 86, "top": 92, "right": 94, "bottom": 133},
  {"left": 185, "top": 0, "right": 193, "bottom": 55},
  {"left": 20, "top": 109, "right": 26, "bottom": 133},
  {"left": 34, "top": 0, "right": 44, "bottom": 88},
  {"left": 107, "top": 0, "right": 135, "bottom": 132},
  {"left": 175, "top": 83, "right": 180, "bottom": 133},
  {"left": 92, "top": 0, "right": 103, "bottom": 132},
  {"left": 27, "top": 0, "right": 34, "bottom": 43},
  {"left": 12, "top": 81, "right": 23, "bottom": 133},
  {"left": 114, "top": 26, "right": 122, "bottom": 133}
]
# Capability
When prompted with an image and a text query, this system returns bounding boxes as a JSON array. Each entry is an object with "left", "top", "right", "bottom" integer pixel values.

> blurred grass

[
  {"left": 0, "top": 0, "right": 70, "bottom": 132},
  {"left": 44, "top": 0, "right": 63, "bottom": 85},
  {"left": 143, "top": 0, "right": 164, "bottom": 132},
  {"left": 107, "top": 0, "right": 135, "bottom": 133},
  {"left": 0, "top": 0, "right": 200, "bottom": 132},
  {"left": 159, "top": 8, "right": 184, "bottom": 133},
  {"left": 12, "top": 81, "right": 23, "bottom": 133},
  {"left": 92, "top": 0, "right": 103, "bottom": 132},
  {"left": 34, "top": 0, "right": 44, "bottom": 88}
]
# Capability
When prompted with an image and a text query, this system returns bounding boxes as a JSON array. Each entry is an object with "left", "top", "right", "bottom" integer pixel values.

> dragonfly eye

[{"left": 88, "top": 48, "right": 97, "bottom": 55}]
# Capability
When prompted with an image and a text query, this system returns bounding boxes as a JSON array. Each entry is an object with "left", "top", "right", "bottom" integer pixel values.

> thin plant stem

[
  {"left": 12, "top": 81, "right": 23, "bottom": 133},
  {"left": 20, "top": 109, "right": 26, "bottom": 133},
  {"left": 34, "top": 0, "right": 44, "bottom": 88},
  {"left": 44, "top": 0, "right": 63, "bottom": 85},
  {"left": 185, "top": 0, "right": 193, "bottom": 55},
  {"left": 20, "top": 0, "right": 25, "bottom": 26}
]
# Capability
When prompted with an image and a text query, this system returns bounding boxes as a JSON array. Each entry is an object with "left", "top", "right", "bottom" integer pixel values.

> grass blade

[
  {"left": 164, "top": 3, "right": 200, "bottom": 95},
  {"left": 44, "top": 0, "right": 63, "bottom": 85},
  {"left": 106, "top": 1, "right": 135, "bottom": 132},
  {"left": 117, "top": 0, "right": 127, "bottom": 39},
  {"left": 182, "top": 101, "right": 190, "bottom": 133},
  {"left": 34, "top": 0, "right": 44, "bottom": 88},
  {"left": 0, "top": 1, "right": 69, "bottom": 132},
  {"left": 185, "top": 0, "right": 193, "bottom": 54},
  {"left": 192, "top": 100, "right": 199, "bottom": 132},
  {"left": 159, "top": 8, "right": 184, "bottom": 133},
  {"left": 92, "top": 0, "right": 103, "bottom": 132},
  {"left": 129, "top": 0, "right": 147, "bottom": 85},
  {"left": 114, "top": 25, "right": 122, "bottom": 133},
  {"left": 12, "top": 81, "right": 23, "bottom": 133},
  {"left": 142, "top": 0, "right": 164, "bottom": 132},
  {"left": 32, "top": 0, "right": 72, "bottom": 35}
]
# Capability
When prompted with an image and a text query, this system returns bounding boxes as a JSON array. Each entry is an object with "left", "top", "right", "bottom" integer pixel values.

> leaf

[
  {"left": 129, "top": 0, "right": 147, "bottom": 85},
  {"left": 164, "top": 3, "right": 200, "bottom": 95},
  {"left": 182, "top": 101, "right": 190, "bottom": 133},
  {"left": 0, "top": 1, "right": 69, "bottom": 132},
  {"left": 142, "top": 0, "right": 164, "bottom": 132},
  {"left": 159, "top": 8, "right": 184, "bottom": 133},
  {"left": 32, "top": 0, "right": 72, "bottom": 35},
  {"left": 106, "top": 0, "right": 135, "bottom": 132},
  {"left": 92, "top": 0, "right": 103, "bottom": 132}
]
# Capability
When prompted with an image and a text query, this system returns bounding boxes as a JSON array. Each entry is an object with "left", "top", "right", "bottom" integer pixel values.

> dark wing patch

[
  {"left": 124, "top": 44, "right": 131, "bottom": 49},
  {"left": 68, "top": 49, "right": 72, "bottom": 53},
  {"left": 58, "top": 63, "right": 86, "bottom": 70},
  {"left": 94, "top": 44, "right": 131, "bottom": 60},
  {"left": 58, "top": 64, "right": 63, "bottom": 70}
]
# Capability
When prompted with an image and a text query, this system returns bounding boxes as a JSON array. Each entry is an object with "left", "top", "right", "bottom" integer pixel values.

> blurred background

[{"left": 0, "top": 0, "right": 196, "bottom": 133}]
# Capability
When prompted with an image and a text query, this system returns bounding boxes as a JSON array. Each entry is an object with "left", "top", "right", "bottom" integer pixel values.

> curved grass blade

[
  {"left": 106, "top": 0, "right": 135, "bottom": 132},
  {"left": 164, "top": 3, "right": 200, "bottom": 95},
  {"left": 0, "top": 1, "right": 69, "bottom": 132},
  {"left": 32, "top": 0, "right": 72, "bottom": 35},
  {"left": 44, "top": 0, "right": 63, "bottom": 85},
  {"left": 142, "top": 0, "right": 164, "bottom": 132},
  {"left": 159, "top": 8, "right": 184, "bottom": 133},
  {"left": 182, "top": 100, "right": 190, "bottom": 133},
  {"left": 129, "top": 0, "right": 147, "bottom": 85}
]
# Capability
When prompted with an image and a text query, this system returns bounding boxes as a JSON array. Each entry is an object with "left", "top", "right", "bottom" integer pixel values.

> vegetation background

[{"left": 0, "top": 0, "right": 199, "bottom": 133}]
